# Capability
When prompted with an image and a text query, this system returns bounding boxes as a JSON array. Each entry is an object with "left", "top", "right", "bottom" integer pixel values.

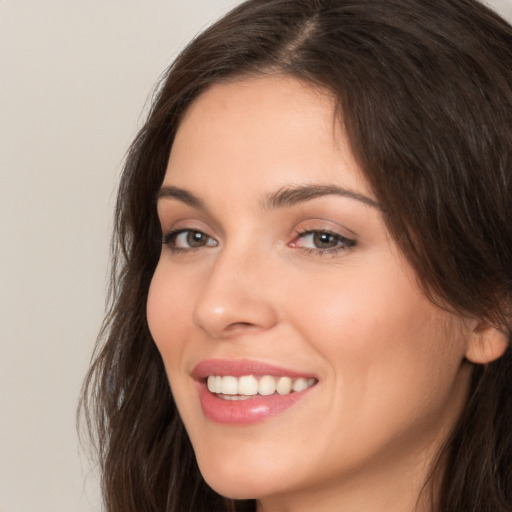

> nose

[{"left": 192, "top": 246, "right": 279, "bottom": 339}]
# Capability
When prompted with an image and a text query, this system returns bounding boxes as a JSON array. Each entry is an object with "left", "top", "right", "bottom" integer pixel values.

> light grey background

[{"left": 1, "top": 1, "right": 511, "bottom": 511}]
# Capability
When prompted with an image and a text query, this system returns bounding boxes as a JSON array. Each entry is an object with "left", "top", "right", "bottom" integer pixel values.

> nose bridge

[{"left": 193, "top": 240, "right": 278, "bottom": 337}]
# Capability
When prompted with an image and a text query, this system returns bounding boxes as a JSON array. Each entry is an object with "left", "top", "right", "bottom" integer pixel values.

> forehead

[
  {"left": 183, "top": 74, "right": 334, "bottom": 125},
  {"left": 165, "top": 75, "right": 370, "bottom": 199}
]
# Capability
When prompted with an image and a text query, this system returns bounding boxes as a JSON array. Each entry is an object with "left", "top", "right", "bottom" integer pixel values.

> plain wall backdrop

[{"left": 1, "top": 1, "right": 511, "bottom": 511}]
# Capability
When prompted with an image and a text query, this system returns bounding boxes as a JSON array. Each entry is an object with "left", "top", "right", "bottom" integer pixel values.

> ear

[{"left": 465, "top": 321, "right": 509, "bottom": 365}]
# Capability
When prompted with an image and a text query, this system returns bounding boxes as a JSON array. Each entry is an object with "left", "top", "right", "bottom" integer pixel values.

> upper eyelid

[
  {"left": 157, "top": 197, "right": 362, "bottom": 237},
  {"left": 162, "top": 227, "right": 216, "bottom": 241},
  {"left": 295, "top": 227, "right": 351, "bottom": 237},
  {"left": 156, "top": 208, "right": 224, "bottom": 239},
  {"left": 292, "top": 229, "right": 356, "bottom": 245},
  {"left": 159, "top": 216, "right": 216, "bottom": 234},
  {"left": 291, "top": 218, "right": 358, "bottom": 239},
  {"left": 158, "top": 202, "right": 361, "bottom": 240}
]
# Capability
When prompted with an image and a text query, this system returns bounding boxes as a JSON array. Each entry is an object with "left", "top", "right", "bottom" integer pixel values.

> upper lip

[{"left": 192, "top": 358, "right": 318, "bottom": 380}]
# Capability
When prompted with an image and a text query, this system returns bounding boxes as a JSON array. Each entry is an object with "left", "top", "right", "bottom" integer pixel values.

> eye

[
  {"left": 162, "top": 229, "right": 218, "bottom": 252},
  {"left": 290, "top": 229, "right": 356, "bottom": 254}
]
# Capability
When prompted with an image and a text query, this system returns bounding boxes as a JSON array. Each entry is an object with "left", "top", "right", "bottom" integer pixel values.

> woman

[{"left": 81, "top": 0, "right": 512, "bottom": 511}]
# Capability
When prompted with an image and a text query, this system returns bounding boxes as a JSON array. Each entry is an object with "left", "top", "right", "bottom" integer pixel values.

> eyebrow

[
  {"left": 156, "top": 185, "right": 207, "bottom": 210},
  {"left": 262, "top": 184, "right": 380, "bottom": 210},
  {"left": 156, "top": 184, "right": 380, "bottom": 211}
]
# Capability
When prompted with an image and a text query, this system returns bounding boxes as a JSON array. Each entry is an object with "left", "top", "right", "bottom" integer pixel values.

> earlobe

[{"left": 465, "top": 321, "right": 509, "bottom": 365}]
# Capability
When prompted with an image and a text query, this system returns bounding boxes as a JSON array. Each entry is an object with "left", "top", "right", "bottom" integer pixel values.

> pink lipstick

[{"left": 192, "top": 359, "right": 318, "bottom": 424}]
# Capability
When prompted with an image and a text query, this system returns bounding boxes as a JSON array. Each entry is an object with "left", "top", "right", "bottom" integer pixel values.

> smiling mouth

[
  {"left": 194, "top": 360, "right": 319, "bottom": 423},
  {"left": 207, "top": 375, "right": 317, "bottom": 399}
]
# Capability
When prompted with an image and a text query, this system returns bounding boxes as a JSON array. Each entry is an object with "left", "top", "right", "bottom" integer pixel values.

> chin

[
  {"left": 196, "top": 453, "right": 288, "bottom": 501},
  {"left": 201, "top": 469, "right": 264, "bottom": 500}
]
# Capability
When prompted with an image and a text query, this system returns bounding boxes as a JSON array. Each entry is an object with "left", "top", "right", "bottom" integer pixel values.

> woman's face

[{"left": 147, "top": 76, "right": 473, "bottom": 510}]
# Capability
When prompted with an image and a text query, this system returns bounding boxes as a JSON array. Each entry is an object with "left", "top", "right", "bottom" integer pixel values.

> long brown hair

[{"left": 80, "top": 1, "right": 512, "bottom": 511}]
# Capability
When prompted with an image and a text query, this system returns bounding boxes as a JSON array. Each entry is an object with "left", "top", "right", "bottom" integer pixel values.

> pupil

[
  {"left": 314, "top": 232, "right": 336, "bottom": 248},
  {"left": 188, "top": 231, "right": 205, "bottom": 247}
]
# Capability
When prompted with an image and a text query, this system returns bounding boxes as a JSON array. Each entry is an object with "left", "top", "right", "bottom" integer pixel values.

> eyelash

[
  {"left": 292, "top": 229, "right": 356, "bottom": 256},
  {"left": 161, "top": 228, "right": 217, "bottom": 253},
  {"left": 161, "top": 228, "right": 356, "bottom": 256}
]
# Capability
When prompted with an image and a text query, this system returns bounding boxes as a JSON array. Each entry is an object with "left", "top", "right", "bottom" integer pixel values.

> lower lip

[{"left": 197, "top": 382, "right": 315, "bottom": 425}]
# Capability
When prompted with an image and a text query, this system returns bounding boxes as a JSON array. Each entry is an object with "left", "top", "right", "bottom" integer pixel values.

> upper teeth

[{"left": 207, "top": 375, "right": 316, "bottom": 396}]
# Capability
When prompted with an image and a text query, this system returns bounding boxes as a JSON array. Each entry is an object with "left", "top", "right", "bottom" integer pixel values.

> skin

[{"left": 147, "top": 75, "right": 477, "bottom": 512}]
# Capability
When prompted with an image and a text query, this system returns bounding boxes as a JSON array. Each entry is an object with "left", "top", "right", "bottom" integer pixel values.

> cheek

[
  {"left": 146, "top": 261, "right": 193, "bottom": 368},
  {"left": 286, "top": 261, "right": 466, "bottom": 418},
  {"left": 285, "top": 259, "right": 416, "bottom": 357}
]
